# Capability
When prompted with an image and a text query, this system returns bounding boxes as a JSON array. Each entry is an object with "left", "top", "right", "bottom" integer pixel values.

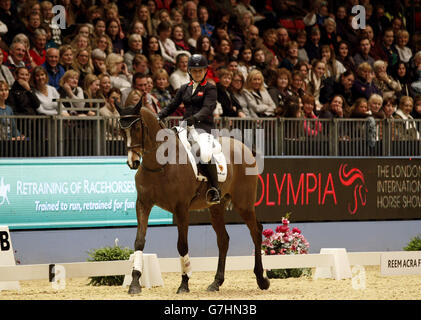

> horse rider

[{"left": 157, "top": 53, "right": 221, "bottom": 204}]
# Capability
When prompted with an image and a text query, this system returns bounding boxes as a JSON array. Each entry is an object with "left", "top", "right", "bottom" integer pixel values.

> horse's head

[
  {"left": 116, "top": 99, "right": 163, "bottom": 170},
  {"left": 116, "top": 100, "right": 144, "bottom": 170}
]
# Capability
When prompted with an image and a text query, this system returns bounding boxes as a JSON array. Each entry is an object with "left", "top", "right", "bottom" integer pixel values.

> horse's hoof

[
  {"left": 206, "top": 282, "right": 220, "bottom": 292},
  {"left": 176, "top": 285, "right": 190, "bottom": 294},
  {"left": 128, "top": 284, "right": 142, "bottom": 295},
  {"left": 258, "top": 277, "right": 270, "bottom": 290}
]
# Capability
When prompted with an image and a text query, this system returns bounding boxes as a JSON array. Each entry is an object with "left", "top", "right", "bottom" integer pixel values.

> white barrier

[{"left": 0, "top": 250, "right": 388, "bottom": 286}]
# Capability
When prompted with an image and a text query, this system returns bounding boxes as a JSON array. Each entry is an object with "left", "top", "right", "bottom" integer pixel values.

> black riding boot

[{"left": 201, "top": 163, "right": 221, "bottom": 204}]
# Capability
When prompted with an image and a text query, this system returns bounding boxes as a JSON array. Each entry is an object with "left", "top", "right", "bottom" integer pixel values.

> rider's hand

[{"left": 186, "top": 116, "right": 195, "bottom": 126}]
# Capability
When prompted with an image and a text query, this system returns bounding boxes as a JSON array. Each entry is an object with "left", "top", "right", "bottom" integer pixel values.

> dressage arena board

[{"left": 0, "top": 251, "right": 411, "bottom": 282}]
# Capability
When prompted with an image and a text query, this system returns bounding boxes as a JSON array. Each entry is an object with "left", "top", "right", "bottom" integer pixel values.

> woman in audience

[
  {"left": 72, "top": 49, "right": 94, "bottom": 87},
  {"left": 57, "top": 70, "right": 87, "bottom": 116},
  {"left": 243, "top": 69, "right": 276, "bottom": 117},
  {"left": 319, "top": 94, "right": 348, "bottom": 119},
  {"left": 230, "top": 71, "right": 255, "bottom": 118},
  {"left": 372, "top": 60, "right": 401, "bottom": 100},
  {"left": 105, "top": 53, "right": 131, "bottom": 90},
  {"left": 352, "top": 62, "right": 381, "bottom": 100},
  {"left": 59, "top": 45, "right": 74, "bottom": 71},
  {"left": 393, "top": 95, "right": 420, "bottom": 140},
  {"left": 216, "top": 68, "right": 245, "bottom": 117},
  {"left": 305, "top": 59, "right": 326, "bottom": 110},
  {"left": 31, "top": 66, "right": 66, "bottom": 115},
  {"left": 267, "top": 68, "right": 294, "bottom": 116},
  {"left": 98, "top": 73, "right": 112, "bottom": 99},
  {"left": 83, "top": 73, "right": 104, "bottom": 111}
]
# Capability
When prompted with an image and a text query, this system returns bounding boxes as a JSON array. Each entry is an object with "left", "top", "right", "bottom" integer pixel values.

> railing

[{"left": 1, "top": 115, "right": 421, "bottom": 157}]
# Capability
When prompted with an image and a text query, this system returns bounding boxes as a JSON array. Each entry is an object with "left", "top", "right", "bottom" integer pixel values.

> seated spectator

[
  {"left": 91, "top": 48, "right": 107, "bottom": 76},
  {"left": 395, "top": 29, "right": 412, "bottom": 64},
  {"left": 7, "top": 67, "right": 39, "bottom": 115},
  {"left": 319, "top": 94, "right": 348, "bottom": 119},
  {"left": 260, "top": 28, "right": 278, "bottom": 65},
  {"left": 353, "top": 37, "right": 375, "bottom": 68},
  {"left": 106, "top": 18, "right": 126, "bottom": 55},
  {"left": 195, "top": 35, "right": 213, "bottom": 64},
  {"left": 267, "top": 68, "right": 294, "bottom": 116},
  {"left": 83, "top": 74, "right": 103, "bottom": 113},
  {"left": 302, "top": 93, "right": 322, "bottom": 137},
  {"left": 187, "top": 19, "right": 202, "bottom": 50},
  {"left": 132, "top": 54, "right": 150, "bottom": 75},
  {"left": 100, "top": 87, "right": 121, "bottom": 119},
  {"left": 59, "top": 45, "right": 74, "bottom": 71},
  {"left": 198, "top": 5, "right": 214, "bottom": 37},
  {"left": 145, "top": 35, "right": 160, "bottom": 58},
  {"left": 98, "top": 73, "right": 112, "bottom": 99},
  {"left": 172, "top": 24, "right": 191, "bottom": 53},
  {"left": 30, "top": 66, "right": 65, "bottom": 115},
  {"left": 0, "top": 80, "right": 24, "bottom": 140},
  {"left": 305, "top": 59, "right": 326, "bottom": 110},
  {"left": 352, "top": 62, "right": 381, "bottom": 100},
  {"left": 411, "top": 95, "right": 421, "bottom": 119},
  {"left": 42, "top": 47, "right": 65, "bottom": 90},
  {"left": 243, "top": 69, "right": 276, "bottom": 117},
  {"left": 373, "top": 60, "right": 401, "bottom": 99},
  {"left": 95, "top": 34, "right": 113, "bottom": 55},
  {"left": 169, "top": 53, "right": 190, "bottom": 92},
  {"left": 124, "top": 89, "right": 142, "bottom": 108},
  {"left": 336, "top": 40, "right": 356, "bottom": 74},
  {"left": 393, "top": 95, "right": 420, "bottom": 140},
  {"left": 151, "top": 68, "right": 172, "bottom": 112},
  {"left": 304, "top": 26, "right": 322, "bottom": 63},
  {"left": 282, "top": 95, "right": 303, "bottom": 118},
  {"left": 215, "top": 68, "right": 245, "bottom": 118},
  {"left": 57, "top": 70, "right": 86, "bottom": 116},
  {"left": 4, "top": 42, "right": 32, "bottom": 75},
  {"left": 411, "top": 55, "right": 421, "bottom": 95},
  {"left": 321, "top": 44, "right": 346, "bottom": 81},
  {"left": 120, "top": 72, "right": 158, "bottom": 113},
  {"left": 393, "top": 62, "right": 416, "bottom": 99},
  {"left": 72, "top": 49, "right": 93, "bottom": 88},
  {"left": 105, "top": 53, "right": 131, "bottom": 90},
  {"left": 124, "top": 34, "right": 143, "bottom": 73},
  {"left": 320, "top": 17, "right": 339, "bottom": 49},
  {"left": 24, "top": 12, "right": 42, "bottom": 41},
  {"left": 134, "top": 5, "right": 154, "bottom": 38},
  {"left": 280, "top": 41, "right": 300, "bottom": 72},
  {"left": 320, "top": 70, "right": 355, "bottom": 107},
  {"left": 230, "top": 71, "right": 256, "bottom": 118},
  {"left": 149, "top": 54, "right": 165, "bottom": 76},
  {"left": 372, "top": 29, "right": 400, "bottom": 71},
  {"left": 296, "top": 30, "right": 309, "bottom": 64},
  {"left": 0, "top": 50, "right": 14, "bottom": 88},
  {"left": 93, "top": 17, "right": 107, "bottom": 38},
  {"left": 289, "top": 70, "right": 306, "bottom": 99},
  {"left": 29, "top": 28, "right": 47, "bottom": 66},
  {"left": 157, "top": 21, "right": 189, "bottom": 66},
  {"left": 381, "top": 96, "right": 397, "bottom": 119},
  {"left": 237, "top": 45, "right": 254, "bottom": 81},
  {"left": 368, "top": 94, "right": 385, "bottom": 119},
  {"left": 41, "top": 1, "right": 61, "bottom": 47},
  {"left": 252, "top": 48, "right": 272, "bottom": 85}
]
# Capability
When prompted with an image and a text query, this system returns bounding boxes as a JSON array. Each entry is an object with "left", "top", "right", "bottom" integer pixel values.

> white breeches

[{"left": 188, "top": 127, "right": 214, "bottom": 163}]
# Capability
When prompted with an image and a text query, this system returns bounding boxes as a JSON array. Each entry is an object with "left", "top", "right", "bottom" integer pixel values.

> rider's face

[{"left": 190, "top": 68, "right": 207, "bottom": 82}]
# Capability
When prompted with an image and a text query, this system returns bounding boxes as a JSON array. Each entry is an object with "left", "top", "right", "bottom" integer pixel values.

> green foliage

[
  {"left": 266, "top": 268, "right": 312, "bottom": 279},
  {"left": 87, "top": 245, "right": 133, "bottom": 286},
  {"left": 403, "top": 234, "right": 421, "bottom": 251}
]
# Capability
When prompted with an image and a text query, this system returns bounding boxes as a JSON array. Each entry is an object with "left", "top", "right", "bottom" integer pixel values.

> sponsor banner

[
  {"left": 189, "top": 158, "right": 421, "bottom": 224},
  {"left": 0, "top": 158, "right": 172, "bottom": 230},
  {"left": 381, "top": 251, "right": 421, "bottom": 276}
]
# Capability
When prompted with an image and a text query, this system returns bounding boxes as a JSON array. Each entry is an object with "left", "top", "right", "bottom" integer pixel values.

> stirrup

[{"left": 206, "top": 187, "right": 220, "bottom": 204}]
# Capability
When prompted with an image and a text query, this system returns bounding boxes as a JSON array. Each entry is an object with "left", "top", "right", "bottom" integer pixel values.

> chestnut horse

[{"left": 117, "top": 103, "right": 269, "bottom": 294}]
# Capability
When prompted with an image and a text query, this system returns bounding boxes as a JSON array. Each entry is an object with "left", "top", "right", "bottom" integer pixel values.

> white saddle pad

[{"left": 175, "top": 126, "right": 227, "bottom": 182}]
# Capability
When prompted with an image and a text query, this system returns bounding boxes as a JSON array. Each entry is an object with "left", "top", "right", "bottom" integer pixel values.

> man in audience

[{"left": 42, "top": 48, "right": 65, "bottom": 90}]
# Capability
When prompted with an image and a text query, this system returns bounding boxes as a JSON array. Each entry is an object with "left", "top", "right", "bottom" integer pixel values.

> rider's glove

[{"left": 186, "top": 116, "right": 196, "bottom": 126}]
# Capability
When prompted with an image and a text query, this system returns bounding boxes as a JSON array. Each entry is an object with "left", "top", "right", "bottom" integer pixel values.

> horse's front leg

[
  {"left": 128, "top": 197, "right": 152, "bottom": 295},
  {"left": 175, "top": 208, "right": 191, "bottom": 294}
]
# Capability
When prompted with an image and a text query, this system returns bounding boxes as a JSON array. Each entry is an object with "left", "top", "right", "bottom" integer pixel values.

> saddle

[{"left": 173, "top": 126, "right": 227, "bottom": 183}]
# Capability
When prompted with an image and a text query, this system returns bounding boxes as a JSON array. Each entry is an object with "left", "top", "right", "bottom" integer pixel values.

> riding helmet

[{"left": 188, "top": 54, "right": 208, "bottom": 70}]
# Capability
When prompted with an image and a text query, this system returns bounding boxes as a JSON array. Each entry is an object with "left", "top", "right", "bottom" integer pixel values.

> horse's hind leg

[
  {"left": 207, "top": 201, "right": 230, "bottom": 292},
  {"left": 235, "top": 205, "right": 270, "bottom": 290},
  {"left": 128, "top": 198, "right": 152, "bottom": 295}
]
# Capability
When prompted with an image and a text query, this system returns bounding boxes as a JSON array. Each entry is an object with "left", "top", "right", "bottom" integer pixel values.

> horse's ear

[
  {"left": 134, "top": 94, "right": 144, "bottom": 115},
  {"left": 114, "top": 98, "right": 123, "bottom": 115}
]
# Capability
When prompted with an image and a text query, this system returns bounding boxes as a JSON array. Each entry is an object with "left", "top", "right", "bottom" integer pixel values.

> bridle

[{"left": 118, "top": 113, "right": 168, "bottom": 172}]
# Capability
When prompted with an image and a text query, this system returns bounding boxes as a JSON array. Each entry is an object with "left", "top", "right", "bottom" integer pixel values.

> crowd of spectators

[{"left": 1, "top": 0, "right": 421, "bottom": 141}]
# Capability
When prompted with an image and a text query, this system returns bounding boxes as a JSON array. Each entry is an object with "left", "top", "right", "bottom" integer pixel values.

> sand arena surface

[{"left": 0, "top": 267, "right": 420, "bottom": 300}]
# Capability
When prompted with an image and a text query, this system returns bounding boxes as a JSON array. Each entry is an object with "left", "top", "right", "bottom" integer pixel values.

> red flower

[
  {"left": 282, "top": 219, "right": 289, "bottom": 225},
  {"left": 263, "top": 229, "right": 274, "bottom": 238},
  {"left": 292, "top": 227, "right": 301, "bottom": 234},
  {"left": 277, "top": 225, "right": 289, "bottom": 233}
]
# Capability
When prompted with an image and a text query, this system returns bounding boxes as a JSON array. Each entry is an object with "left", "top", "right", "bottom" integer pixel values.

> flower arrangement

[{"left": 262, "top": 213, "right": 311, "bottom": 278}]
